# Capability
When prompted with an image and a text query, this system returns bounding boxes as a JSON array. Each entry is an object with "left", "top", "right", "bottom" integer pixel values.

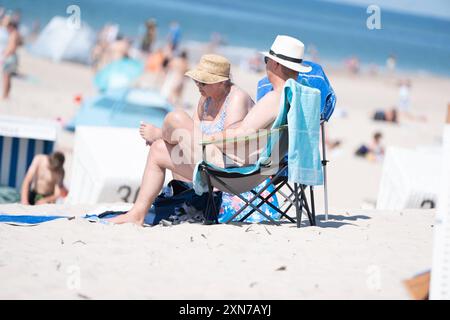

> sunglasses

[
  {"left": 264, "top": 57, "right": 270, "bottom": 64},
  {"left": 194, "top": 81, "right": 207, "bottom": 87}
]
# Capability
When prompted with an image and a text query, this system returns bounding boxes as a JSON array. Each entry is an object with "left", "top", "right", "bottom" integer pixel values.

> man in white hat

[{"left": 110, "top": 35, "right": 308, "bottom": 225}]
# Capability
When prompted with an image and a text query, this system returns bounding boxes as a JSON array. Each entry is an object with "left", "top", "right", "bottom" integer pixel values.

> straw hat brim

[
  {"left": 261, "top": 51, "right": 312, "bottom": 73},
  {"left": 185, "top": 69, "right": 229, "bottom": 84}
]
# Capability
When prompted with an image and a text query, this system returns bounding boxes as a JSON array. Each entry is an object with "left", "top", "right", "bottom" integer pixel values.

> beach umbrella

[
  {"left": 94, "top": 58, "right": 144, "bottom": 92},
  {"left": 64, "top": 88, "right": 173, "bottom": 131},
  {"left": 29, "top": 16, "right": 96, "bottom": 64}
]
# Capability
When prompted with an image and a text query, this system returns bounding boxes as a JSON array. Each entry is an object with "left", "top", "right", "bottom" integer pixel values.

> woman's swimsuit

[{"left": 199, "top": 88, "right": 280, "bottom": 223}]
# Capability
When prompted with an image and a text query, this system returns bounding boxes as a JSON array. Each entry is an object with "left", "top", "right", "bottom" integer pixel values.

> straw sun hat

[
  {"left": 185, "top": 54, "right": 230, "bottom": 84},
  {"left": 261, "top": 35, "right": 312, "bottom": 73}
]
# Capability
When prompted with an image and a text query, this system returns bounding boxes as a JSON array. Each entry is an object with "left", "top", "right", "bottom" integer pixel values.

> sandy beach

[
  {"left": 0, "top": 203, "right": 435, "bottom": 299},
  {"left": 1, "top": 48, "right": 449, "bottom": 299}
]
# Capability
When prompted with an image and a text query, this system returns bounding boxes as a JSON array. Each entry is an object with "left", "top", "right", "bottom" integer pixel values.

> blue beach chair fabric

[
  {"left": 195, "top": 79, "right": 322, "bottom": 227},
  {"left": 0, "top": 116, "right": 57, "bottom": 191}
]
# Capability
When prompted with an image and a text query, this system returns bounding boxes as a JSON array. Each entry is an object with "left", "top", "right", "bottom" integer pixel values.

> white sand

[
  {"left": 0, "top": 205, "right": 435, "bottom": 299},
  {"left": 0, "top": 49, "right": 448, "bottom": 299}
]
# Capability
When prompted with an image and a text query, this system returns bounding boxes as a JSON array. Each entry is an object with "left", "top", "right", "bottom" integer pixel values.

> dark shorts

[
  {"left": 3, "top": 54, "right": 18, "bottom": 75},
  {"left": 28, "top": 190, "right": 45, "bottom": 205}
]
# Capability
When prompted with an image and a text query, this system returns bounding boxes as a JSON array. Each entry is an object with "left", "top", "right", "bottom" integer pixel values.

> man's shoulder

[
  {"left": 259, "top": 89, "right": 280, "bottom": 102},
  {"left": 33, "top": 154, "right": 46, "bottom": 163},
  {"left": 228, "top": 87, "right": 253, "bottom": 107},
  {"left": 231, "top": 86, "right": 251, "bottom": 100},
  {"left": 252, "top": 90, "right": 280, "bottom": 114}
]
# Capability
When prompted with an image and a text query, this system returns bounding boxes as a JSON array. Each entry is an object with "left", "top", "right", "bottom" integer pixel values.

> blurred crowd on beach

[{"left": 0, "top": 4, "right": 438, "bottom": 206}]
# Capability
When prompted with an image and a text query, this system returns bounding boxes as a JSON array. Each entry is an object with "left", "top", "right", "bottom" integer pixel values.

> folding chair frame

[{"left": 199, "top": 161, "right": 316, "bottom": 227}]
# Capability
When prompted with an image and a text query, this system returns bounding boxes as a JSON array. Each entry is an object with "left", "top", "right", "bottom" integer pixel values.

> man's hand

[{"left": 35, "top": 198, "right": 48, "bottom": 205}]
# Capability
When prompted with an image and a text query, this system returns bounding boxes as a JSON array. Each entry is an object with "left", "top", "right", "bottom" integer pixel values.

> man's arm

[
  {"left": 203, "top": 91, "right": 279, "bottom": 145},
  {"left": 20, "top": 156, "right": 40, "bottom": 205}
]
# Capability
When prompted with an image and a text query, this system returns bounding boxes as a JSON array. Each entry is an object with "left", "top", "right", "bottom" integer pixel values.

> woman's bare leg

[
  {"left": 109, "top": 110, "right": 223, "bottom": 225},
  {"left": 3, "top": 73, "right": 11, "bottom": 99},
  {"left": 109, "top": 139, "right": 196, "bottom": 225}
]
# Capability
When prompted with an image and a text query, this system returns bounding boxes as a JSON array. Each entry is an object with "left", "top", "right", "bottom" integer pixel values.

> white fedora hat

[{"left": 261, "top": 35, "right": 312, "bottom": 73}]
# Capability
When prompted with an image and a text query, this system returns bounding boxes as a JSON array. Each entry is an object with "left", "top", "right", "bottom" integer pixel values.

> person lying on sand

[
  {"left": 111, "top": 35, "right": 308, "bottom": 225},
  {"left": 373, "top": 107, "right": 398, "bottom": 123},
  {"left": 20, "top": 152, "right": 66, "bottom": 205}
]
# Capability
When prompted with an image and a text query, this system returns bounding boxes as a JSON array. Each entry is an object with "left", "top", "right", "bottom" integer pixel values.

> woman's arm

[{"left": 223, "top": 89, "right": 254, "bottom": 129}]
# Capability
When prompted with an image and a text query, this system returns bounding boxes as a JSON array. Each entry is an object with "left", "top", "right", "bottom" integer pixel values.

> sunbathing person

[
  {"left": 111, "top": 35, "right": 308, "bottom": 225},
  {"left": 355, "top": 132, "right": 385, "bottom": 162},
  {"left": 373, "top": 107, "right": 398, "bottom": 123},
  {"left": 20, "top": 152, "right": 66, "bottom": 205},
  {"left": 139, "top": 54, "right": 253, "bottom": 164}
]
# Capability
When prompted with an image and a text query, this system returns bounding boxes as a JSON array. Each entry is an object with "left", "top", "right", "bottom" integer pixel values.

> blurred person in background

[
  {"left": 160, "top": 50, "right": 189, "bottom": 108},
  {"left": 2, "top": 20, "right": 20, "bottom": 99},
  {"left": 166, "top": 21, "right": 181, "bottom": 53},
  {"left": 355, "top": 132, "right": 385, "bottom": 162},
  {"left": 141, "top": 19, "right": 157, "bottom": 54},
  {"left": 21, "top": 152, "right": 67, "bottom": 205}
]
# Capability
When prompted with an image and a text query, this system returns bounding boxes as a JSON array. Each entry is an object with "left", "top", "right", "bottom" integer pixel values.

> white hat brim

[{"left": 261, "top": 51, "right": 312, "bottom": 73}]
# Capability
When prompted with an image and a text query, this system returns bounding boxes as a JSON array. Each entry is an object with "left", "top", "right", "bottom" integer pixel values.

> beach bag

[{"left": 147, "top": 180, "right": 222, "bottom": 225}]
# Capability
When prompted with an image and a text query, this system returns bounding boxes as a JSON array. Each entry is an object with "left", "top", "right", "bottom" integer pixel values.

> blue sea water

[{"left": 2, "top": 0, "right": 450, "bottom": 75}]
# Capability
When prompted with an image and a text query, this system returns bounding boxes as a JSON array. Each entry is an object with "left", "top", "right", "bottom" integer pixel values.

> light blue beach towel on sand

[{"left": 193, "top": 78, "right": 323, "bottom": 195}]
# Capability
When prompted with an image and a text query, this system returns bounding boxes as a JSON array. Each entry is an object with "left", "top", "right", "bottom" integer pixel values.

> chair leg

[
  {"left": 245, "top": 181, "right": 296, "bottom": 223},
  {"left": 310, "top": 186, "right": 316, "bottom": 226},
  {"left": 294, "top": 183, "right": 302, "bottom": 228},
  {"left": 278, "top": 186, "right": 310, "bottom": 223},
  {"left": 321, "top": 121, "right": 329, "bottom": 221},
  {"left": 204, "top": 168, "right": 218, "bottom": 225}
]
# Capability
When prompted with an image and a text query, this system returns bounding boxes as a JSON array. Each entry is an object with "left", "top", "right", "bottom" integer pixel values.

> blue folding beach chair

[
  {"left": 197, "top": 79, "right": 323, "bottom": 227},
  {"left": 256, "top": 61, "right": 336, "bottom": 220}
]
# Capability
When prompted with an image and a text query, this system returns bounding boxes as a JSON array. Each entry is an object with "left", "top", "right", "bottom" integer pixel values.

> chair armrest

[{"left": 199, "top": 125, "right": 288, "bottom": 146}]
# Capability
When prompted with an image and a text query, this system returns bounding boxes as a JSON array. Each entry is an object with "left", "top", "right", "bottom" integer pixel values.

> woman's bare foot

[
  {"left": 139, "top": 122, "right": 162, "bottom": 146},
  {"left": 107, "top": 209, "right": 146, "bottom": 226}
]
